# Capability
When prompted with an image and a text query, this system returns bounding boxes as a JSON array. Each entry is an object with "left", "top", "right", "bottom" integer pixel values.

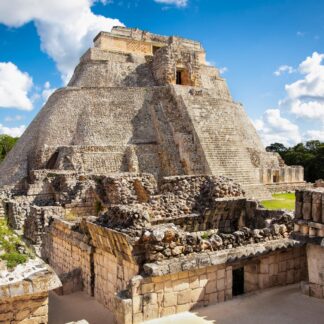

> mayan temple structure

[
  {"left": 1, "top": 27, "right": 322, "bottom": 324},
  {"left": 0, "top": 27, "right": 304, "bottom": 199}
]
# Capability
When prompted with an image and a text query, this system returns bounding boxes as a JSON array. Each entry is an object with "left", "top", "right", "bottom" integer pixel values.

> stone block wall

[
  {"left": 129, "top": 264, "right": 232, "bottom": 323},
  {"left": 260, "top": 166, "right": 304, "bottom": 185},
  {"left": 94, "top": 250, "right": 139, "bottom": 312},
  {"left": 0, "top": 292, "right": 48, "bottom": 324},
  {"left": 301, "top": 244, "right": 324, "bottom": 299},
  {"left": 112, "top": 246, "right": 307, "bottom": 324},
  {"left": 42, "top": 220, "right": 93, "bottom": 295},
  {"left": 245, "top": 247, "right": 307, "bottom": 292},
  {"left": 294, "top": 189, "right": 324, "bottom": 238}
]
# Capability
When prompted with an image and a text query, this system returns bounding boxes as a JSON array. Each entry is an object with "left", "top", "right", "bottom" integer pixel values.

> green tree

[
  {"left": 0, "top": 135, "right": 19, "bottom": 162},
  {"left": 266, "top": 143, "right": 287, "bottom": 154}
]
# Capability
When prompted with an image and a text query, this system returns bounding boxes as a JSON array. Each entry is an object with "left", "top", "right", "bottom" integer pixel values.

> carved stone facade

[
  {"left": 0, "top": 26, "right": 306, "bottom": 200},
  {"left": 0, "top": 27, "right": 317, "bottom": 324}
]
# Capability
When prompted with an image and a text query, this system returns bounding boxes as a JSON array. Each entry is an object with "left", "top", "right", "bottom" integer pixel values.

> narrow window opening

[
  {"left": 176, "top": 70, "right": 182, "bottom": 85},
  {"left": 232, "top": 267, "right": 244, "bottom": 296}
]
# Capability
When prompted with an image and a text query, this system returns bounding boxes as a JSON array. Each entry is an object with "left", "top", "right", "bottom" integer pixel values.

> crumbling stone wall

[
  {"left": 0, "top": 292, "right": 48, "bottom": 324},
  {"left": 294, "top": 189, "right": 324, "bottom": 237}
]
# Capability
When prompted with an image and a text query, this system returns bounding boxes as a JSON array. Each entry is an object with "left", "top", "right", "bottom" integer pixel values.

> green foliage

[
  {"left": 261, "top": 193, "right": 295, "bottom": 211},
  {"left": 266, "top": 140, "right": 324, "bottom": 182},
  {"left": 0, "top": 134, "right": 19, "bottom": 162},
  {"left": 0, "top": 219, "right": 33, "bottom": 269},
  {"left": 201, "top": 232, "right": 209, "bottom": 240},
  {"left": 1, "top": 252, "right": 28, "bottom": 269}
]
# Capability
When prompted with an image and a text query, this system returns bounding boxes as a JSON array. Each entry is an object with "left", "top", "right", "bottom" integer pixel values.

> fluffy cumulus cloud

[
  {"left": 284, "top": 52, "right": 324, "bottom": 122},
  {"left": 305, "top": 130, "right": 324, "bottom": 141},
  {"left": 273, "top": 65, "right": 295, "bottom": 76},
  {"left": 0, "top": 0, "right": 123, "bottom": 83},
  {"left": 256, "top": 52, "right": 324, "bottom": 145},
  {"left": 0, "top": 62, "right": 33, "bottom": 110},
  {"left": 0, "top": 124, "right": 26, "bottom": 137},
  {"left": 154, "top": 0, "right": 188, "bottom": 7},
  {"left": 253, "top": 109, "right": 301, "bottom": 146}
]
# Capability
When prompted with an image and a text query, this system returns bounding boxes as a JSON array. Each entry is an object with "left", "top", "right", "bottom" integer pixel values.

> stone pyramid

[{"left": 0, "top": 27, "right": 303, "bottom": 199}]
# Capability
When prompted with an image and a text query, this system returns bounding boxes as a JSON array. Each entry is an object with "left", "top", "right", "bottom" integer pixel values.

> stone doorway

[
  {"left": 232, "top": 267, "right": 244, "bottom": 296},
  {"left": 176, "top": 70, "right": 182, "bottom": 84}
]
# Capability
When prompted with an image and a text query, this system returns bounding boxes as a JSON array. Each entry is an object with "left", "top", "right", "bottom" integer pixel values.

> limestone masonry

[
  {"left": 0, "top": 27, "right": 321, "bottom": 324},
  {"left": 0, "top": 26, "right": 306, "bottom": 199}
]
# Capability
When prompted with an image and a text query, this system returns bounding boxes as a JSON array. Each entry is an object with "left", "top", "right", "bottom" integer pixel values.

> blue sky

[{"left": 0, "top": 0, "right": 324, "bottom": 146}]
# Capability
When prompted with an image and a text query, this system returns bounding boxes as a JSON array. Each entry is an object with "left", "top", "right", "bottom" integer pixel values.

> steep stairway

[{"left": 172, "top": 86, "right": 271, "bottom": 200}]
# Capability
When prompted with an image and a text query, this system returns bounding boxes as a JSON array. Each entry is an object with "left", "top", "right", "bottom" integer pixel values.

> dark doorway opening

[
  {"left": 232, "top": 267, "right": 244, "bottom": 296},
  {"left": 176, "top": 70, "right": 182, "bottom": 85},
  {"left": 153, "top": 46, "right": 161, "bottom": 55}
]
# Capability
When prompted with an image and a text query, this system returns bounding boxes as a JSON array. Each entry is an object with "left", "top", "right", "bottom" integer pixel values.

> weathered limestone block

[
  {"left": 302, "top": 191, "right": 312, "bottom": 220},
  {"left": 295, "top": 190, "right": 303, "bottom": 219},
  {"left": 311, "top": 192, "right": 322, "bottom": 223}
]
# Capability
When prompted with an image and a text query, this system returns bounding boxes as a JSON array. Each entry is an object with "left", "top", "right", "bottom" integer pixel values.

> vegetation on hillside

[
  {"left": 266, "top": 140, "right": 324, "bottom": 182},
  {"left": 261, "top": 193, "right": 295, "bottom": 211},
  {"left": 0, "top": 134, "right": 19, "bottom": 162}
]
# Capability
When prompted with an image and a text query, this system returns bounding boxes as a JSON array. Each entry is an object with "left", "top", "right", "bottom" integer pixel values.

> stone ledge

[
  {"left": 143, "top": 238, "right": 303, "bottom": 276},
  {"left": 0, "top": 260, "right": 61, "bottom": 298}
]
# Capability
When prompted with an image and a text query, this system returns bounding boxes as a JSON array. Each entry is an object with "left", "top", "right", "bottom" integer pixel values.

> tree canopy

[
  {"left": 0, "top": 135, "right": 19, "bottom": 162},
  {"left": 266, "top": 140, "right": 324, "bottom": 182}
]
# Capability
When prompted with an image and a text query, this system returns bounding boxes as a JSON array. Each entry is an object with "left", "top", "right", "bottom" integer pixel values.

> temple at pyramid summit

[
  {"left": 1, "top": 27, "right": 322, "bottom": 324},
  {"left": 0, "top": 26, "right": 305, "bottom": 199}
]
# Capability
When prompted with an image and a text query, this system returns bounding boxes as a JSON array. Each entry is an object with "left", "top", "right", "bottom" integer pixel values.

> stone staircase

[{"left": 172, "top": 86, "right": 271, "bottom": 200}]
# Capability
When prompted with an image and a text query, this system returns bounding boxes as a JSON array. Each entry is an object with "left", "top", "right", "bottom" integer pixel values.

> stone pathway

[{"left": 49, "top": 284, "right": 324, "bottom": 324}]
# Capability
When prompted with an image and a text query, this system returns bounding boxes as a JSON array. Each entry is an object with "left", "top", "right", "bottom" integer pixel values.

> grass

[
  {"left": 0, "top": 219, "right": 34, "bottom": 269},
  {"left": 261, "top": 192, "right": 296, "bottom": 211}
]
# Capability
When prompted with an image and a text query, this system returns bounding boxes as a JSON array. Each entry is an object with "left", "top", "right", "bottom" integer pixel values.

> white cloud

[
  {"left": 154, "top": 0, "right": 188, "bottom": 7},
  {"left": 284, "top": 52, "right": 324, "bottom": 122},
  {"left": 42, "top": 81, "right": 56, "bottom": 102},
  {"left": 0, "top": 124, "right": 26, "bottom": 137},
  {"left": 219, "top": 67, "right": 228, "bottom": 74},
  {"left": 0, "top": 62, "right": 33, "bottom": 110},
  {"left": 273, "top": 65, "right": 295, "bottom": 76},
  {"left": 253, "top": 109, "right": 301, "bottom": 146},
  {"left": 305, "top": 129, "right": 324, "bottom": 141},
  {"left": 4, "top": 115, "right": 24, "bottom": 122},
  {"left": 0, "top": 0, "right": 124, "bottom": 83}
]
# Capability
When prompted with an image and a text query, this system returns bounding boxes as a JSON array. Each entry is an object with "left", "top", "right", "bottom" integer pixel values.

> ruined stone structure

[
  {"left": 0, "top": 258, "right": 60, "bottom": 323},
  {"left": 294, "top": 189, "right": 324, "bottom": 299},
  {"left": 0, "top": 27, "right": 317, "bottom": 324},
  {"left": 0, "top": 27, "right": 305, "bottom": 199}
]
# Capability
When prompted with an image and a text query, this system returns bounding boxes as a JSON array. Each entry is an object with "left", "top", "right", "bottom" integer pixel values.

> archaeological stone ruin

[{"left": 0, "top": 27, "right": 322, "bottom": 324}]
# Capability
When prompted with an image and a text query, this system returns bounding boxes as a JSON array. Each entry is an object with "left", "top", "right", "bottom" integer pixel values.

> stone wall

[
  {"left": 266, "top": 182, "right": 312, "bottom": 194},
  {"left": 42, "top": 219, "right": 93, "bottom": 295},
  {"left": 260, "top": 166, "right": 304, "bottom": 185},
  {"left": 112, "top": 245, "right": 307, "bottom": 324},
  {"left": 94, "top": 250, "right": 139, "bottom": 312},
  {"left": 244, "top": 246, "right": 307, "bottom": 292},
  {"left": 294, "top": 189, "right": 324, "bottom": 238},
  {"left": 0, "top": 292, "right": 48, "bottom": 324},
  {"left": 301, "top": 244, "right": 324, "bottom": 299},
  {"left": 0, "top": 260, "right": 60, "bottom": 324},
  {"left": 129, "top": 264, "right": 232, "bottom": 323}
]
